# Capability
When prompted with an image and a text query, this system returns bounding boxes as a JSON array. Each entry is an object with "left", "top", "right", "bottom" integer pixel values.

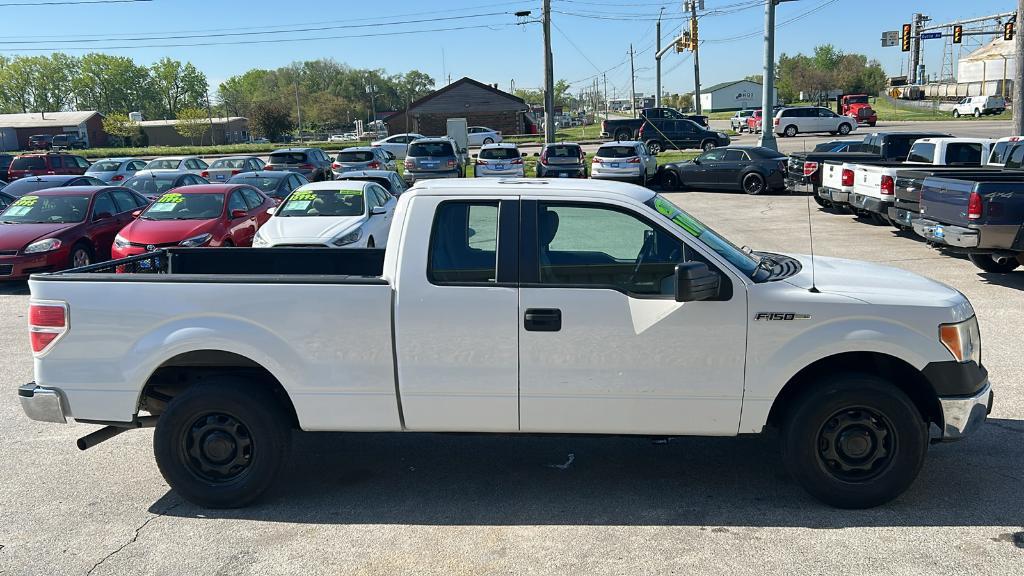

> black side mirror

[
  {"left": 692, "top": 158, "right": 701, "bottom": 165},
  {"left": 674, "top": 262, "right": 720, "bottom": 302}
]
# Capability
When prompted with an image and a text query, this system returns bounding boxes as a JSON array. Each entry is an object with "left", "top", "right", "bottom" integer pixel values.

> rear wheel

[
  {"left": 701, "top": 140, "right": 716, "bottom": 152},
  {"left": 483, "top": 137, "right": 494, "bottom": 145},
  {"left": 784, "top": 125, "right": 798, "bottom": 137},
  {"left": 781, "top": 373, "right": 928, "bottom": 509},
  {"left": 646, "top": 140, "right": 664, "bottom": 154},
  {"left": 614, "top": 129, "right": 631, "bottom": 141},
  {"left": 742, "top": 172, "right": 766, "bottom": 195},
  {"left": 973, "top": 108, "right": 982, "bottom": 118},
  {"left": 953, "top": 110, "right": 961, "bottom": 118},
  {"left": 968, "top": 252, "right": 1020, "bottom": 273}
]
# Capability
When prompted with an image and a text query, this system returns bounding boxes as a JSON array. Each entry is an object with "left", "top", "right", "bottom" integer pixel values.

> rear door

[
  {"left": 86, "top": 191, "right": 122, "bottom": 260},
  {"left": 394, "top": 196, "right": 520, "bottom": 431}
]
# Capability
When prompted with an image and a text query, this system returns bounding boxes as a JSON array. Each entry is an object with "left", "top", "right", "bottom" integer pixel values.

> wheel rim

[
  {"left": 840, "top": 125, "right": 850, "bottom": 134},
  {"left": 72, "top": 249, "right": 90, "bottom": 267},
  {"left": 182, "top": 412, "right": 253, "bottom": 483},
  {"left": 484, "top": 138, "right": 493, "bottom": 145},
  {"left": 703, "top": 142, "right": 714, "bottom": 151},
  {"left": 649, "top": 142, "right": 661, "bottom": 153},
  {"left": 786, "top": 127, "right": 796, "bottom": 137},
  {"left": 816, "top": 406, "right": 896, "bottom": 483},
  {"left": 744, "top": 175, "right": 763, "bottom": 194}
]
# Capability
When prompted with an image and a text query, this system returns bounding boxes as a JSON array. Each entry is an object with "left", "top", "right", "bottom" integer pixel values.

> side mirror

[
  {"left": 231, "top": 209, "right": 248, "bottom": 219},
  {"left": 370, "top": 206, "right": 387, "bottom": 216},
  {"left": 131, "top": 209, "right": 142, "bottom": 219},
  {"left": 674, "top": 262, "right": 720, "bottom": 302},
  {"left": 93, "top": 211, "right": 113, "bottom": 221},
  {"left": 692, "top": 158, "right": 701, "bottom": 165},
  {"left": 266, "top": 206, "right": 277, "bottom": 215}
]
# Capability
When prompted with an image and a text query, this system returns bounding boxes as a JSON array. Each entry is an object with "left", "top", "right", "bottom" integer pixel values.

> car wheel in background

[
  {"left": 661, "top": 170, "right": 681, "bottom": 191},
  {"left": 646, "top": 140, "right": 663, "bottom": 154},
  {"left": 483, "top": 138, "right": 494, "bottom": 145},
  {"left": 838, "top": 123, "right": 852, "bottom": 135},
  {"left": 973, "top": 109, "right": 981, "bottom": 118},
  {"left": 742, "top": 172, "right": 766, "bottom": 195},
  {"left": 69, "top": 242, "right": 92, "bottom": 269},
  {"left": 784, "top": 125, "right": 798, "bottom": 137},
  {"left": 813, "top": 195, "right": 830, "bottom": 208},
  {"left": 701, "top": 140, "right": 716, "bottom": 152},
  {"left": 967, "top": 252, "right": 1020, "bottom": 273},
  {"left": 614, "top": 130, "right": 631, "bottom": 141},
  {"left": 781, "top": 373, "right": 928, "bottom": 509},
  {"left": 953, "top": 110, "right": 961, "bottom": 118}
]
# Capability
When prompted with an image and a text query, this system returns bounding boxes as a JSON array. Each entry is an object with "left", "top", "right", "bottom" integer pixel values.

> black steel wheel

[
  {"left": 742, "top": 172, "right": 766, "bottom": 195},
  {"left": 781, "top": 374, "right": 927, "bottom": 509},
  {"left": 661, "top": 170, "right": 681, "bottom": 191}
]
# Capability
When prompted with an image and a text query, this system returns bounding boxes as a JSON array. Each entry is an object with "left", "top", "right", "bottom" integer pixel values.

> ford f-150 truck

[
  {"left": 18, "top": 179, "right": 992, "bottom": 510},
  {"left": 912, "top": 173, "right": 1024, "bottom": 272}
]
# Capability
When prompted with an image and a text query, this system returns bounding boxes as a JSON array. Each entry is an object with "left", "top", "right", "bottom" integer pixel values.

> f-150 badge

[{"left": 755, "top": 312, "right": 811, "bottom": 321}]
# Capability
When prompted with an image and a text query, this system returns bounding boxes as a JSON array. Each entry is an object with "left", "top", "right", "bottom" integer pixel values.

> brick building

[
  {"left": 384, "top": 77, "right": 528, "bottom": 137},
  {"left": 0, "top": 111, "right": 107, "bottom": 151}
]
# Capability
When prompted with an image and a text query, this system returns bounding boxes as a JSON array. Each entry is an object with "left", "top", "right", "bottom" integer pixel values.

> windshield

[
  {"left": 124, "top": 176, "right": 181, "bottom": 196},
  {"left": 0, "top": 194, "right": 90, "bottom": 224},
  {"left": 210, "top": 158, "right": 247, "bottom": 169},
  {"left": 232, "top": 176, "right": 279, "bottom": 193},
  {"left": 278, "top": 189, "right": 364, "bottom": 217},
  {"left": 87, "top": 160, "right": 123, "bottom": 172},
  {"left": 146, "top": 159, "right": 181, "bottom": 170},
  {"left": 646, "top": 195, "right": 761, "bottom": 279},
  {"left": 479, "top": 147, "right": 520, "bottom": 160},
  {"left": 408, "top": 142, "right": 454, "bottom": 158},
  {"left": 12, "top": 157, "right": 46, "bottom": 170},
  {"left": 845, "top": 95, "right": 868, "bottom": 104},
  {"left": 142, "top": 192, "right": 223, "bottom": 220}
]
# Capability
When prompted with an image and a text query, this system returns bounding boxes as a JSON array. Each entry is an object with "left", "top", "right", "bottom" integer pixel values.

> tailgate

[
  {"left": 821, "top": 162, "right": 846, "bottom": 189},
  {"left": 853, "top": 166, "right": 885, "bottom": 198},
  {"left": 920, "top": 177, "right": 975, "bottom": 225}
]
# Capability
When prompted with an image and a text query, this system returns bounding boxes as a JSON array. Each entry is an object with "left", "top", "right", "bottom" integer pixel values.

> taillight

[
  {"left": 968, "top": 191, "right": 983, "bottom": 220},
  {"left": 592, "top": 156, "right": 600, "bottom": 164},
  {"left": 446, "top": 160, "right": 456, "bottom": 168},
  {"left": 802, "top": 161, "right": 819, "bottom": 177},
  {"left": 28, "top": 302, "right": 67, "bottom": 354},
  {"left": 404, "top": 159, "right": 414, "bottom": 169},
  {"left": 111, "top": 174, "right": 124, "bottom": 181},
  {"left": 200, "top": 171, "right": 209, "bottom": 178},
  {"left": 774, "top": 117, "right": 780, "bottom": 126},
  {"left": 841, "top": 168, "right": 854, "bottom": 187},
  {"left": 880, "top": 175, "right": 894, "bottom": 196},
  {"left": 299, "top": 163, "right": 315, "bottom": 170},
  {"left": 511, "top": 158, "right": 523, "bottom": 165},
  {"left": 332, "top": 162, "right": 341, "bottom": 169},
  {"left": 476, "top": 159, "right": 487, "bottom": 166},
  {"left": 367, "top": 161, "right": 380, "bottom": 169},
  {"left": 540, "top": 150, "right": 548, "bottom": 165},
  {"left": 627, "top": 157, "right": 641, "bottom": 163}
]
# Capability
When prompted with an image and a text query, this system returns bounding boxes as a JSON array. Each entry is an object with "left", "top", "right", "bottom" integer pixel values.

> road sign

[
  {"left": 881, "top": 30, "right": 899, "bottom": 47},
  {"left": 920, "top": 32, "right": 943, "bottom": 40}
]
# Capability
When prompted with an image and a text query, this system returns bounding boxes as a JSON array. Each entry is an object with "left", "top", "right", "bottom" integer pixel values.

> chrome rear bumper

[{"left": 19, "top": 383, "right": 67, "bottom": 423}]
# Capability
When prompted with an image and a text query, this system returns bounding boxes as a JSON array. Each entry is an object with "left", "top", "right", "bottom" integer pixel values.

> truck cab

[{"left": 837, "top": 94, "right": 877, "bottom": 127}]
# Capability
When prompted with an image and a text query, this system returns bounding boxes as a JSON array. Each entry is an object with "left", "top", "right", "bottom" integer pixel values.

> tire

[
  {"left": 153, "top": 377, "right": 292, "bottom": 508},
  {"left": 742, "top": 172, "right": 766, "bottom": 195},
  {"left": 483, "top": 137, "right": 494, "bottom": 145},
  {"left": 646, "top": 140, "right": 663, "bottom": 154},
  {"left": 953, "top": 110, "right": 961, "bottom": 118},
  {"left": 784, "top": 125, "right": 798, "bottom": 138},
  {"left": 973, "top": 109, "right": 981, "bottom": 118},
  {"left": 661, "top": 170, "right": 681, "bottom": 191},
  {"left": 222, "top": 239, "right": 234, "bottom": 247},
  {"left": 781, "top": 373, "right": 928, "bottom": 509},
  {"left": 813, "top": 195, "right": 829, "bottom": 208},
  {"left": 869, "top": 122, "right": 877, "bottom": 127},
  {"left": 69, "top": 242, "right": 92, "bottom": 269},
  {"left": 701, "top": 140, "right": 716, "bottom": 152},
  {"left": 638, "top": 171, "right": 648, "bottom": 187},
  {"left": 968, "top": 252, "right": 1020, "bottom": 273},
  {"left": 838, "top": 123, "right": 852, "bottom": 135},
  {"left": 614, "top": 130, "right": 631, "bottom": 141}
]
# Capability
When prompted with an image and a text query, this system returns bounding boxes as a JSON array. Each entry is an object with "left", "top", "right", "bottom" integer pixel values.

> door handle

[{"left": 524, "top": 308, "right": 562, "bottom": 332}]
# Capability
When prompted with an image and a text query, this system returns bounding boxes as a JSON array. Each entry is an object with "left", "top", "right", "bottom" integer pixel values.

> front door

[
  {"left": 394, "top": 196, "right": 520, "bottom": 431},
  {"left": 689, "top": 148, "right": 726, "bottom": 186},
  {"left": 518, "top": 199, "right": 748, "bottom": 435}
]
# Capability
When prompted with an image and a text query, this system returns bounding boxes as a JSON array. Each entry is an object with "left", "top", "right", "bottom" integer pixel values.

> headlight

[
  {"left": 939, "top": 316, "right": 981, "bottom": 364},
  {"left": 332, "top": 228, "right": 362, "bottom": 246},
  {"left": 718, "top": 132, "right": 728, "bottom": 138},
  {"left": 252, "top": 233, "right": 270, "bottom": 247},
  {"left": 24, "top": 238, "right": 62, "bottom": 254},
  {"left": 179, "top": 233, "right": 212, "bottom": 247},
  {"left": 113, "top": 234, "right": 130, "bottom": 249}
]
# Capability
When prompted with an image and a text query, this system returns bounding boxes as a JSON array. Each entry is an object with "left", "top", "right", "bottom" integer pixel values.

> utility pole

[
  {"left": 689, "top": 1, "right": 702, "bottom": 115},
  {"left": 366, "top": 84, "right": 377, "bottom": 128},
  {"left": 910, "top": 13, "right": 930, "bottom": 84},
  {"left": 655, "top": 8, "right": 664, "bottom": 108},
  {"left": 603, "top": 73, "right": 609, "bottom": 121},
  {"left": 542, "top": 0, "right": 556, "bottom": 143},
  {"left": 1016, "top": 0, "right": 1024, "bottom": 135},
  {"left": 629, "top": 44, "right": 637, "bottom": 119},
  {"left": 205, "top": 87, "right": 216, "bottom": 146},
  {"left": 757, "top": 0, "right": 778, "bottom": 150}
]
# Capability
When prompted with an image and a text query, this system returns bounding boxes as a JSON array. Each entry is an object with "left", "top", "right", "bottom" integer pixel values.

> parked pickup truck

[
  {"left": 787, "top": 131, "right": 949, "bottom": 207},
  {"left": 19, "top": 179, "right": 992, "bottom": 510},
  {"left": 601, "top": 107, "right": 708, "bottom": 140},
  {"left": 848, "top": 138, "right": 994, "bottom": 223},
  {"left": 912, "top": 173, "right": 1024, "bottom": 272}
]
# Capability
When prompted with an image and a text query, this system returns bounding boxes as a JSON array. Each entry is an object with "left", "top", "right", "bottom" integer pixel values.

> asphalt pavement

[{"left": 1, "top": 149, "right": 1023, "bottom": 574}]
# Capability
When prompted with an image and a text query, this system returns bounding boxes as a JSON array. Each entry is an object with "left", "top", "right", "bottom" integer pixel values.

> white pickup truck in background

[
  {"left": 848, "top": 138, "right": 995, "bottom": 224},
  {"left": 19, "top": 179, "right": 992, "bottom": 510}
]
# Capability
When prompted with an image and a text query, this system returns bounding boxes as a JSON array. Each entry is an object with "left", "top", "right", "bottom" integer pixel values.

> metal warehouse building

[
  {"left": 385, "top": 77, "right": 529, "bottom": 137},
  {"left": 695, "top": 80, "right": 778, "bottom": 113},
  {"left": 0, "top": 111, "right": 107, "bottom": 151},
  {"left": 137, "top": 117, "right": 249, "bottom": 147}
]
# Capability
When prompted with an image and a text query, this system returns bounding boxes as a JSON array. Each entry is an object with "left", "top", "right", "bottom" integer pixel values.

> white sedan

[
  {"left": 253, "top": 180, "right": 396, "bottom": 249},
  {"left": 134, "top": 156, "right": 209, "bottom": 177},
  {"left": 468, "top": 126, "right": 502, "bottom": 147},
  {"left": 371, "top": 133, "right": 424, "bottom": 159}
]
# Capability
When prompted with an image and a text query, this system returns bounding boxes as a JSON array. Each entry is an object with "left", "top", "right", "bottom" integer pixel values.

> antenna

[{"left": 803, "top": 139, "right": 820, "bottom": 293}]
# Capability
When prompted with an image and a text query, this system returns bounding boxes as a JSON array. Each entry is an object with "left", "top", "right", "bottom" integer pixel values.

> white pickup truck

[
  {"left": 18, "top": 179, "right": 992, "bottom": 510},
  {"left": 848, "top": 138, "right": 995, "bottom": 223}
]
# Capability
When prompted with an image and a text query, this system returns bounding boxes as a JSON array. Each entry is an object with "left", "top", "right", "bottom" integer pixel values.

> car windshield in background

[
  {"left": 0, "top": 194, "right": 90, "bottom": 224},
  {"left": 546, "top": 145, "right": 582, "bottom": 159},
  {"left": 236, "top": 177, "right": 280, "bottom": 193},
  {"left": 11, "top": 157, "right": 46, "bottom": 170},
  {"left": 2, "top": 179, "right": 63, "bottom": 196},
  {"left": 278, "top": 189, "right": 364, "bottom": 217},
  {"left": 124, "top": 176, "right": 181, "bottom": 196},
  {"left": 88, "top": 161, "right": 123, "bottom": 172},
  {"left": 210, "top": 158, "right": 247, "bottom": 169},
  {"left": 646, "top": 194, "right": 759, "bottom": 278},
  {"left": 147, "top": 159, "right": 181, "bottom": 170},
  {"left": 479, "top": 148, "right": 520, "bottom": 160},
  {"left": 337, "top": 177, "right": 388, "bottom": 189},
  {"left": 269, "top": 153, "right": 307, "bottom": 164},
  {"left": 142, "top": 192, "right": 224, "bottom": 220},
  {"left": 408, "top": 142, "right": 453, "bottom": 157},
  {"left": 597, "top": 146, "right": 636, "bottom": 159},
  {"left": 337, "top": 151, "right": 374, "bottom": 162}
]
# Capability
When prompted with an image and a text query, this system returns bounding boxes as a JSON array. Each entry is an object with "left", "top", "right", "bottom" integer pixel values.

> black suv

[
  {"left": 536, "top": 142, "right": 587, "bottom": 178},
  {"left": 638, "top": 119, "right": 730, "bottom": 153},
  {"left": 52, "top": 133, "right": 87, "bottom": 149}
]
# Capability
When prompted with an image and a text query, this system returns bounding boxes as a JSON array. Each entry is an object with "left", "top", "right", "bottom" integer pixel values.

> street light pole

[
  {"left": 1014, "top": 0, "right": 1024, "bottom": 135},
  {"left": 757, "top": 0, "right": 778, "bottom": 150},
  {"left": 655, "top": 8, "right": 664, "bottom": 108},
  {"left": 542, "top": 0, "right": 556, "bottom": 143}
]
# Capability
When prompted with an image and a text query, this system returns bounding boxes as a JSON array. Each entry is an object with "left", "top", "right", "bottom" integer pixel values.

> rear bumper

[
  {"left": 592, "top": 171, "right": 642, "bottom": 182},
  {"left": 19, "top": 383, "right": 67, "bottom": 423},
  {"left": 850, "top": 193, "right": 891, "bottom": 215},
  {"left": 888, "top": 206, "right": 915, "bottom": 227},
  {"left": 912, "top": 218, "right": 979, "bottom": 248},
  {"left": 819, "top": 186, "right": 850, "bottom": 204},
  {"left": 938, "top": 381, "right": 993, "bottom": 441},
  {"left": 785, "top": 176, "right": 815, "bottom": 194}
]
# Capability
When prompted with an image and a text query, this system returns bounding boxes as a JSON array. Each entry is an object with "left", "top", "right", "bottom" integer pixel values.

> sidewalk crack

[{"left": 85, "top": 501, "right": 181, "bottom": 576}]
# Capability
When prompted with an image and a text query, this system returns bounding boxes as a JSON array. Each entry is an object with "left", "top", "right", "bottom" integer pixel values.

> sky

[{"left": 1, "top": 0, "right": 1017, "bottom": 102}]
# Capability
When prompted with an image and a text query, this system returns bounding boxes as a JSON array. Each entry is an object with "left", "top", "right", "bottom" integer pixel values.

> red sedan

[
  {"left": 0, "top": 186, "right": 149, "bottom": 280},
  {"left": 112, "top": 184, "right": 274, "bottom": 258}
]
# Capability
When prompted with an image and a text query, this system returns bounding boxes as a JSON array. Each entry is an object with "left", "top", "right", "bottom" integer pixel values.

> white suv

[
  {"left": 773, "top": 106, "right": 856, "bottom": 137},
  {"left": 952, "top": 95, "right": 1006, "bottom": 118}
]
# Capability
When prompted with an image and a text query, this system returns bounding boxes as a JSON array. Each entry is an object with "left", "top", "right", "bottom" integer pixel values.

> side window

[
  {"left": 50, "top": 156, "right": 62, "bottom": 168},
  {"left": 428, "top": 201, "right": 499, "bottom": 284},
  {"left": 946, "top": 143, "right": 982, "bottom": 164},
  {"left": 76, "top": 156, "right": 89, "bottom": 168},
  {"left": 91, "top": 192, "right": 117, "bottom": 218},
  {"left": 240, "top": 187, "right": 264, "bottom": 209},
  {"left": 818, "top": 109, "right": 833, "bottom": 117},
  {"left": 536, "top": 203, "right": 683, "bottom": 295},
  {"left": 228, "top": 191, "right": 248, "bottom": 213},
  {"left": 196, "top": 159, "right": 209, "bottom": 169},
  {"left": 723, "top": 149, "right": 747, "bottom": 161},
  {"left": 701, "top": 149, "right": 727, "bottom": 162},
  {"left": 110, "top": 189, "right": 139, "bottom": 213}
]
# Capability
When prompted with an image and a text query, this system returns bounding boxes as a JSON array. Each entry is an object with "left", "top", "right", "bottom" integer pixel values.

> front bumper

[
  {"left": 938, "top": 381, "right": 993, "bottom": 441},
  {"left": 819, "top": 186, "right": 850, "bottom": 204},
  {"left": 850, "top": 193, "right": 891, "bottom": 215},
  {"left": 0, "top": 250, "right": 66, "bottom": 280},
  {"left": 912, "top": 218, "right": 979, "bottom": 248},
  {"left": 19, "top": 383, "right": 67, "bottom": 423}
]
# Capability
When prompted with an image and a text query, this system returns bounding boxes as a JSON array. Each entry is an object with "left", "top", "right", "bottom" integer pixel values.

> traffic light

[
  {"left": 952, "top": 25, "right": 962, "bottom": 44},
  {"left": 1005, "top": 21, "right": 1015, "bottom": 41},
  {"left": 675, "top": 36, "right": 688, "bottom": 53},
  {"left": 689, "top": 18, "right": 698, "bottom": 48},
  {"left": 901, "top": 23, "right": 912, "bottom": 52}
]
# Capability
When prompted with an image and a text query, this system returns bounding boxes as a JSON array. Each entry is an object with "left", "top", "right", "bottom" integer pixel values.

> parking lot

[{"left": 1, "top": 182, "right": 1022, "bottom": 575}]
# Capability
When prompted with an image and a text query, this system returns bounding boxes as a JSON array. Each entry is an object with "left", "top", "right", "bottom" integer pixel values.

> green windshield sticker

[
  {"left": 290, "top": 191, "right": 317, "bottom": 202},
  {"left": 337, "top": 190, "right": 362, "bottom": 197},
  {"left": 12, "top": 195, "right": 38, "bottom": 207},
  {"left": 653, "top": 196, "right": 704, "bottom": 237},
  {"left": 155, "top": 193, "right": 185, "bottom": 204}
]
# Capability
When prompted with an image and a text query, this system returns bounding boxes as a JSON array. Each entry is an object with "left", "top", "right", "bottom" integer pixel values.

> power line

[
  {"left": 0, "top": 0, "right": 150, "bottom": 5},
  {"left": 703, "top": 0, "right": 839, "bottom": 43}
]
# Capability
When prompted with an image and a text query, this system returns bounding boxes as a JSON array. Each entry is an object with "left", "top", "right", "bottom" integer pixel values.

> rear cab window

[{"left": 906, "top": 143, "right": 935, "bottom": 163}]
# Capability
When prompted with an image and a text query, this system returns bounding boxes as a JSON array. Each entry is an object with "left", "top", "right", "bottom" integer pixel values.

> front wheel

[
  {"left": 69, "top": 242, "right": 92, "bottom": 269},
  {"left": 838, "top": 123, "right": 852, "bottom": 135},
  {"left": 953, "top": 110, "right": 961, "bottom": 118},
  {"left": 154, "top": 378, "right": 292, "bottom": 508},
  {"left": 973, "top": 109, "right": 981, "bottom": 118},
  {"left": 781, "top": 374, "right": 928, "bottom": 509},
  {"left": 483, "top": 137, "right": 494, "bottom": 145},
  {"left": 661, "top": 170, "right": 681, "bottom": 191},
  {"left": 968, "top": 252, "right": 1020, "bottom": 273},
  {"left": 742, "top": 172, "right": 766, "bottom": 195}
]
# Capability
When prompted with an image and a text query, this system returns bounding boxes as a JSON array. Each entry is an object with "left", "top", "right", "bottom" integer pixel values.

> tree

[
  {"left": 102, "top": 112, "right": 138, "bottom": 146},
  {"left": 250, "top": 100, "right": 294, "bottom": 141},
  {"left": 149, "top": 57, "right": 208, "bottom": 118},
  {"left": 744, "top": 74, "right": 764, "bottom": 84},
  {"left": 73, "top": 53, "right": 152, "bottom": 114},
  {"left": 0, "top": 54, "right": 78, "bottom": 113},
  {"left": 174, "top": 107, "right": 209, "bottom": 145}
]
